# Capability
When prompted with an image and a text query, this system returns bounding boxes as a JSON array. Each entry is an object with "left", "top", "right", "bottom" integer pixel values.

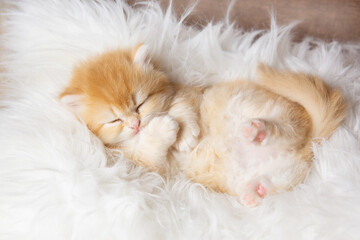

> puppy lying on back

[{"left": 60, "top": 45, "right": 346, "bottom": 206}]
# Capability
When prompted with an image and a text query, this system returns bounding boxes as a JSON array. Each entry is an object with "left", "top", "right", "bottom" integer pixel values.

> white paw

[
  {"left": 241, "top": 119, "right": 268, "bottom": 145},
  {"left": 239, "top": 179, "right": 271, "bottom": 207},
  {"left": 175, "top": 122, "right": 200, "bottom": 152},
  {"left": 145, "top": 115, "right": 179, "bottom": 147}
]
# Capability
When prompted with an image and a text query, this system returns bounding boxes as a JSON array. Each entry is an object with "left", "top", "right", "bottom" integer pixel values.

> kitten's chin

[{"left": 125, "top": 128, "right": 141, "bottom": 139}]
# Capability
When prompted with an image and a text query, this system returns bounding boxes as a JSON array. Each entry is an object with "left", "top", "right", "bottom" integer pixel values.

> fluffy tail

[{"left": 257, "top": 64, "right": 347, "bottom": 139}]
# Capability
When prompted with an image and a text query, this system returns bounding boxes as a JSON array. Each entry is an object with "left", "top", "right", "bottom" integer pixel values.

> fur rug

[{"left": 1, "top": 1, "right": 360, "bottom": 239}]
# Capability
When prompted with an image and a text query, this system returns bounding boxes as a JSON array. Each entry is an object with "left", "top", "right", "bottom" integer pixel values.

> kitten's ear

[
  {"left": 60, "top": 93, "right": 84, "bottom": 114},
  {"left": 132, "top": 43, "right": 152, "bottom": 68}
]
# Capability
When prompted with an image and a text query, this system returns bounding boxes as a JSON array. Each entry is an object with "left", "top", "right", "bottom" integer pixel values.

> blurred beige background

[
  {"left": 1, "top": 0, "right": 360, "bottom": 42},
  {"left": 0, "top": 1, "right": 7, "bottom": 58},
  {"left": 1, "top": 0, "right": 359, "bottom": 48},
  {"left": 128, "top": 0, "right": 360, "bottom": 42},
  {"left": 0, "top": 2, "right": 7, "bottom": 99},
  {"left": 0, "top": 2, "right": 5, "bottom": 47},
  {"left": 0, "top": 2, "right": 4, "bottom": 77}
]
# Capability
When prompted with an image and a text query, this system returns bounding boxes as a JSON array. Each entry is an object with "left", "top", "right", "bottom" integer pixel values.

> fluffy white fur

[{"left": 1, "top": 0, "right": 360, "bottom": 239}]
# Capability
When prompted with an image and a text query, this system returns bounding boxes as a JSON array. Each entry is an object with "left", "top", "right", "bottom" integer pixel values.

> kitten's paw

[
  {"left": 175, "top": 122, "right": 200, "bottom": 152},
  {"left": 146, "top": 115, "right": 179, "bottom": 147},
  {"left": 241, "top": 182, "right": 268, "bottom": 207},
  {"left": 242, "top": 119, "right": 268, "bottom": 145}
]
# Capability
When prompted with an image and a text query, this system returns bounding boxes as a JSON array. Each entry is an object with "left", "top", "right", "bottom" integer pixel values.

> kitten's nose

[{"left": 128, "top": 117, "right": 140, "bottom": 130}]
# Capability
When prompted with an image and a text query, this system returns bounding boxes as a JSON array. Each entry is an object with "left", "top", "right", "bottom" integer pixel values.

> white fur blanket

[{"left": 1, "top": 1, "right": 360, "bottom": 239}]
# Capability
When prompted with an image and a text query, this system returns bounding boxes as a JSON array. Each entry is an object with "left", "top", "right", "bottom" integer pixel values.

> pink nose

[{"left": 129, "top": 118, "right": 140, "bottom": 130}]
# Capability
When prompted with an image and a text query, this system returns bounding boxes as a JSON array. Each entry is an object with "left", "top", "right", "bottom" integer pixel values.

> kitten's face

[{"left": 60, "top": 45, "right": 173, "bottom": 145}]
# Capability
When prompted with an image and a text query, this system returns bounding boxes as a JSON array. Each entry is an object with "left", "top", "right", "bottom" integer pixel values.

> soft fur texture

[
  {"left": 61, "top": 45, "right": 346, "bottom": 207},
  {"left": 60, "top": 46, "right": 179, "bottom": 172},
  {"left": 1, "top": 0, "right": 360, "bottom": 239},
  {"left": 60, "top": 45, "right": 201, "bottom": 174}
]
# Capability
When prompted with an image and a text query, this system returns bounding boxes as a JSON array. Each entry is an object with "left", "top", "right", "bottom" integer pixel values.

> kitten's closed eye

[
  {"left": 136, "top": 101, "right": 146, "bottom": 112},
  {"left": 108, "top": 118, "right": 123, "bottom": 124},
  {"left": 133, "top": 90, "right": 149, "bottom": 113}
]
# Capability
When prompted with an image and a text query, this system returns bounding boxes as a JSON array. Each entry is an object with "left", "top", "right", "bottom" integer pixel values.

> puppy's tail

[{"left": 257, "top": 63, "right": 347, "bottom": 139}]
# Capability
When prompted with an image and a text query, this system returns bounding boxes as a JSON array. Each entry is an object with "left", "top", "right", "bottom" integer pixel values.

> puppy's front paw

[{"left": 175, "top": 122, "right": 200, "bottom": 152}]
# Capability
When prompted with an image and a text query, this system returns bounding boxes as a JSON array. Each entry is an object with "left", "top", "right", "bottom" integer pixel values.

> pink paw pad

[
  {"left": 242, "top": 182, "right": 268, "bottom": 207},
  {"left": 242, "top": 120, "right": 267, "bottom": 143},
  {"left": 256, "top": 183, "right": 267, "bottom": 197},
  {"left": 254, "top": 131, "right": 267, "bottom": 143},
  {"left": 243, "top": 193, "right": 257, "bottom": 206}
]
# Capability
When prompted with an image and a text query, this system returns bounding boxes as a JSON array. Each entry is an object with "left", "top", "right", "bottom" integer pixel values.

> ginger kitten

[
  {"left": 178, "top": 64, "right": 346, "bottom": 206},
  {"left": 60, "top": 45, "right": 199, "bottom": 173},
  {"left": 60, "top": 45, "right": 346, "bottom": 207}
]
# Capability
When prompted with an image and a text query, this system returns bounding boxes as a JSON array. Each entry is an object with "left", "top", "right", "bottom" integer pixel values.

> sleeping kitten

[
  {"left": 177, "top": 65, "right": 346, "bottom": 205},
  {"left": 60, "top": 45, "right": 346, "bottom": 206},
  {"left": 60, "top": 45, "right": 199, "bottom": 174}
]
